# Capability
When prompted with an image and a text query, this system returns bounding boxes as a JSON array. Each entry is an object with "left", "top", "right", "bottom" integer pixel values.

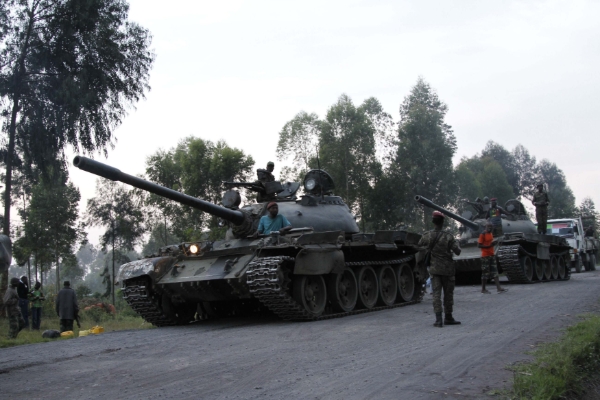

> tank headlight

[
  {"left": 305, "top": 178, "right": 316, "bottom": 191},
  {"left": 189, "top": 244, "right": 199, "bottom": 254}
]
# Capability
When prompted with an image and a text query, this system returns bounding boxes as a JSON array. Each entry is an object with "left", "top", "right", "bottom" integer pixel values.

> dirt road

[{"left": 1, "top": 271, "right": 599, "bottom": 400}]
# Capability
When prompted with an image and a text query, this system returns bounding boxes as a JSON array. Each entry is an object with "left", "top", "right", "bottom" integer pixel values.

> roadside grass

[
  {"left": 0, "top": 312, "right": 153, "bottom": 349},
  {"left": 509, "top": 314, "right": 600, "bottom": 400}
]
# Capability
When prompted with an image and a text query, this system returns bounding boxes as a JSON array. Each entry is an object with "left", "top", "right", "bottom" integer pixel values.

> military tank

[
  {"left": 74, "top": 156, "right": 426, "bottom": 325},
  {"left": 415, "top": 196, "right": 572, "bottom": 284}
]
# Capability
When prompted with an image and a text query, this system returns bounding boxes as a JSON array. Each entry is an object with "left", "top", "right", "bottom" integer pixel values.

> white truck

[{"left": 544, "top": 217, "right": 599, "bottom": 272}]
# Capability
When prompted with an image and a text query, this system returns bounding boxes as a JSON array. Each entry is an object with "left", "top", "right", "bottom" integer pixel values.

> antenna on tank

[{"left": 316, "top": 146, "right": 324, "bottom": 199}]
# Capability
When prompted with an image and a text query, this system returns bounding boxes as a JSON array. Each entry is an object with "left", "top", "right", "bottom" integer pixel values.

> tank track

[
  {"left": 122, "top": 279, "right": 176, "bottom": 327},
  {"left": 497, "top": 245, "right": 571, "bottom": 284},
  {"left": 246, "top": 256, "right": 423, "bottom": 321}
]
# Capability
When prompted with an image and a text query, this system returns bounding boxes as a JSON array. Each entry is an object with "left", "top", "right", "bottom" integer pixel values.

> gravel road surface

[{"left": 1, "top": 270, "right": 599, "bottom": 400}]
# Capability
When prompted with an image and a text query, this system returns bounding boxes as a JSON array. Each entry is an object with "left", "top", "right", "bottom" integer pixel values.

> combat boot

[
  {"left": 444, "top": 313, "right": 461, "bottom": 325},
  {"left": 433, "top": 312, "right": 443, "bottom": 327}
]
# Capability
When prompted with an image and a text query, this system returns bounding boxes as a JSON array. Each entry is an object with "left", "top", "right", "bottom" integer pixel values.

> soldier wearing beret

[{"left": 418, "top": 211, "right": 462, "bottom": 327}]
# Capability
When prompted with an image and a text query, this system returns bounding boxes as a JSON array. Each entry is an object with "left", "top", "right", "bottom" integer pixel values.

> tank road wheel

[
  {"left": 293, "top": 275, "right": 327, "bottom": 317},
  {"left": 376, "top": 265, "right": 398, "bottom": 307},
  {"left": 557, "top": 256, "right": 567, "bottom": 280},
  {"left": 395, "top": 263, "right": 415, "bottom": 302},
  {"left": 519, "top": 256, "right": 534, "bottom": 282},
  {"left": 161, "top": 296, "right": 195, "bottom": 325},
  {"left": 327, "top": 268, "right": 358, "bottom": 313},
  {"left": 533, "top": 258, "right": 543, "bottom": 281},
  {"left": 542, "top": 260, "right": 552, "bottom": 280},
  {"left": 550, "top": 256, "right": 559, "bottom": 280},
  {"left": 356, "top": 266, "right": 379, "bottom": 309}
]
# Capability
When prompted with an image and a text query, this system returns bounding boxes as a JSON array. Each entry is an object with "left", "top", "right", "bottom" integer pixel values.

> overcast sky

[{"left": 67, "top": 0, "right": 600, "bottom": 244}]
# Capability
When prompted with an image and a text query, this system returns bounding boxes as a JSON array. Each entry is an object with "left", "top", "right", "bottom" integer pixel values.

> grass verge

[
  {"left": 510, "top": 314, "right": 600, "bottom": 399},
  {"left": 0, "top": 313, "right": 153, "bottom": 349}
]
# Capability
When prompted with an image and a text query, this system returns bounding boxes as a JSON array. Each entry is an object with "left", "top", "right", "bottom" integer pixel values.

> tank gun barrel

[
  {"left": 414, "top": 195, "right": 480, "bottom": 232},
  {"left": 73, "top": 156, "right": 246, "bottom": 225}
]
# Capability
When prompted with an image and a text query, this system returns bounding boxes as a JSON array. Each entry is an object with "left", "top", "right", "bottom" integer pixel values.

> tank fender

[
  {"left": 536, "top": 242, "right": 550, "bottom": 260},
  {"left": 116, "top": 256, "right": 177, "bottom": 285},
  {"left": 294, "top": 249, "right": 345, "bottom": 275}
]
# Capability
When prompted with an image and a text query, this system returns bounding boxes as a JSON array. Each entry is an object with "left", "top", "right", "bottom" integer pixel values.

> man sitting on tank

[
  {"left": 486, "top": 198, "right": 511, "bottom": 237},
  {"left": 254, "top": 202, "right": 292, "bottom": 237}
]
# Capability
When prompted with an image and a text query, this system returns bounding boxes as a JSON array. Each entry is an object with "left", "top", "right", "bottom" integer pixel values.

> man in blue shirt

[{"left": 255, "top": 202, "right": 292, "bottom": 236}]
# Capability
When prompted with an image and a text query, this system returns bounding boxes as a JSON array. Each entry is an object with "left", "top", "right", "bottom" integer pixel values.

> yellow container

[
  {"left": 79, "top": 330, "right": 91, "bottom": 337},
  {"left": 91, "top": 326, "right": 104, "bottom": 334},
  {"left": 60, "top": 331, "right": 74, "bottom": 338}
]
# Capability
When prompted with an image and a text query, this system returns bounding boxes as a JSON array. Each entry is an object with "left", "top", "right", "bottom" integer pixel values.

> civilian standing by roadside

[
  {"left": 17, "top": 276, "right": 30, "bottom": 329},
  {"left": 55, "top": 281, "right": 79, "bottom": 333},
  {"left": 30, "top": 282, "right": 45, "bottom": 330}
]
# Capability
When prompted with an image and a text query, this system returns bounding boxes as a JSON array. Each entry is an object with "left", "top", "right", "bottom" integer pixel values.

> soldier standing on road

[
  {"left": 55, "top": 281, "right": 79, "bottom": 333},
  {"left": 532, "top": 183, "right": 550, "bottom": 235},
  {"left": 3, "top": 277, "right": 26, "bottom": 339},
  {"left": 478, "top": 223, "right": 508, "bottom": 294},
  {"left": 486, "top": 198, "right": 511, "bottom": 237},
  {"left": 418, "top": 211, "right": 462, "bottom": 327}
]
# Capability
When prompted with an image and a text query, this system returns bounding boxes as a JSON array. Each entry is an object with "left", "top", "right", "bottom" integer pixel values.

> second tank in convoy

[
  {"left": 415, "top": 195, "right": 572, "bottom": 284},
  {"left": 74, "top": 156, "right": 428, "bottom": 325}
]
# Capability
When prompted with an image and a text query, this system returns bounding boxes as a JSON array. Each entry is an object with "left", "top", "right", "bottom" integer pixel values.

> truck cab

[{"left": 542, "top": 217, "right": 598, "bottom": 272}]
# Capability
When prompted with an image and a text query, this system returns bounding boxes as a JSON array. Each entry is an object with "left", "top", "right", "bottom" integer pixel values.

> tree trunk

[{"left": 56, "top": 253, "right": 60, "bottom": 293}]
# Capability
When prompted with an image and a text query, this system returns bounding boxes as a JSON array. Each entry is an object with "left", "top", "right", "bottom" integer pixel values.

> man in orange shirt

[{"left": 478, "top": 223, "right": 507, "bottom": 294}]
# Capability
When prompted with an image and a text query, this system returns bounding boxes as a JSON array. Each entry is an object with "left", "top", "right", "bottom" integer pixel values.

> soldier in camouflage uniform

[
  {"left": 3, "top": 277, "right": 26, "bottom": 339},
  {"left": 532, "top": 183, "right": 549, "bottom": 234},
  {"left": 256, "top": 162, "right": 276, "bottom": 202},
  {"left": 418, "top": 211, "right": 462, "bottom": 327}
]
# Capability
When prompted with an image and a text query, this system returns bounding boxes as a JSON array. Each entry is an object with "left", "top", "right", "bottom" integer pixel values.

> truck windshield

[{"left": 546, "top": 222, "right": 575, "bottom": 238}]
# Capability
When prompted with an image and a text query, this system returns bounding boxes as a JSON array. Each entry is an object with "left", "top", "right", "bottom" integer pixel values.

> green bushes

[{"left": 512, "top": 314, "right": 600, "bottom": 399}]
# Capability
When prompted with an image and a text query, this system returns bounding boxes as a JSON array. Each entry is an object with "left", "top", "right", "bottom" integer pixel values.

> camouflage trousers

[
  {"left": 431, "top": 274, "right": 455, "bottom": 314},
  {"left": 492, "top": 224, "right": 503, "bottom": 238},
  {"left": 536, "top": 207, "right": 548, "bottom": 234},
  {"left": 481, "top": 256, "right": 499, "bottom": 279},
  {"left": 7, "top": 313, "right": 25, "bottom": 339}
]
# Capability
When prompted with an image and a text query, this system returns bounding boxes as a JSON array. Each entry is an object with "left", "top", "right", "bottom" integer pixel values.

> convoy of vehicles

[{"left": 416, "top": 196, "right": 573, "bottom": 284}]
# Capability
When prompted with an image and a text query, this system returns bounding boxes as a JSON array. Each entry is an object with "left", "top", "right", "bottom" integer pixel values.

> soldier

[
  {"left": 256, "top": 161, "right": 276, "bottom": 202},
  {"left": 585, "top": 225, "right": 594, "bottom": 238},
  {"left": 418, "top": 211, "right": 462, "bottom": 327},
  {"left": 532, "top": 183, "right": 550, "bottom": 234},
  {"left": 486, "top": 198, "right": 511, "bottom": 237},
  {"left": 3, "top": 277, "right": 26, "bottom": 338},
  {"left": 478, "top": 223, "right": 507, "bottom": 294},
  {"left": 257, "top": 161, "right": 275, "bottom": 184},
  {"left": 55, "top": 281, "right": 79, "bottom": 333}
]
